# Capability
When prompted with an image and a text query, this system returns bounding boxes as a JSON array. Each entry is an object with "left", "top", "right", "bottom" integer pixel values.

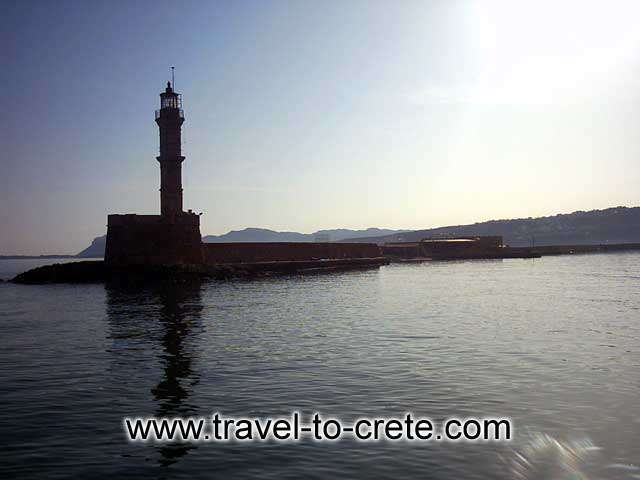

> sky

[{"left": 2, "top": 0, "right": 640, "bottom": 254}]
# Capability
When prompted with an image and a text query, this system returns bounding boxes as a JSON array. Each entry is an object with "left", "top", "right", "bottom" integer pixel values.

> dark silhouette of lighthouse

[
  {"left": 104, "top": 76, "right": 202, "bottom": 266},
  {"left": 156, "top": 81, "right": 184, "bottom": 217}
]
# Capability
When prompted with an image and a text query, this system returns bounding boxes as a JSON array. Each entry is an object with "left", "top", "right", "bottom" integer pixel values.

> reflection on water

[
  {"left": 106, "top": 281, "right": 204, "bottom": 467},
  {"left": 1, "top": 252, "right": 639, "bottom": 479},
  {"left": 507, "top": 433, "right": 600, "bottom": 480}
]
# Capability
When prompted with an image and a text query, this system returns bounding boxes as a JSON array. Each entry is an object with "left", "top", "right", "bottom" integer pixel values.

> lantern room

[
  {"left": 160, "top": 81, "right": 180, "bottom": 108},
  {"left": 156, "top": 81, "right": 183, "bottom": 119}
]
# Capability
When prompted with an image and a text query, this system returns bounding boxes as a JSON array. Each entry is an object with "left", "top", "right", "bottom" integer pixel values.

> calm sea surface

[{"left": 1, "top": 253, "right": 639, "bottom": 479}]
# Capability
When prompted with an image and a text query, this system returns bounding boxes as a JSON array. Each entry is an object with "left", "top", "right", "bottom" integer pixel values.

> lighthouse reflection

[{"left": 106, "top": 280, "right": 204, "bottom": 467}]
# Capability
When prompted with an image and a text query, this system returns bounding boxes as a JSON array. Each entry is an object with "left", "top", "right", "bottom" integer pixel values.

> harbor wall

[{"left": 203, "top": 242, "right": 382, "bottom": 265}]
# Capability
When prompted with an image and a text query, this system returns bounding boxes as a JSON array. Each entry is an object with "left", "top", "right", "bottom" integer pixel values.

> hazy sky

[{"left": 2, "top": 0, "right": 640, "bottom": 254}]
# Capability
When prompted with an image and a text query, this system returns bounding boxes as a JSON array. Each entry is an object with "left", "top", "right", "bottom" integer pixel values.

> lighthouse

[
  {"left": 103, "top": 75, "right": 386, "bottom": 270},
  {"left": 104, "top": 78, "right": 202, "bottom": 266},
  {"left": 156, "top": 81, "right": 185, "bottom": 217}
]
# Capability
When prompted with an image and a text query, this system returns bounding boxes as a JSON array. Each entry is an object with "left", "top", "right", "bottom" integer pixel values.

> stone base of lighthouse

[{"left": 105, "top": 212, "right": 202, "bottom": 266}]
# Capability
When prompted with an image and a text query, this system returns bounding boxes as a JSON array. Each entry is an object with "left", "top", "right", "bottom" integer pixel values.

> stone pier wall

[
  {"left": 203, "top": 242, "right": 382, "bottom": 265},
  {"left": 106, "top": 216, "right": 382, "bottom": 267}
]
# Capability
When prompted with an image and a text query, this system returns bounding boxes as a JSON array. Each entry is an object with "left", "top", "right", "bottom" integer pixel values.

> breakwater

[
  {"left": 11, "top": 257, "right": 389, "bottom": 285},
  {"left": 531, "top": 243, "right": 640, "bottom": 255}
]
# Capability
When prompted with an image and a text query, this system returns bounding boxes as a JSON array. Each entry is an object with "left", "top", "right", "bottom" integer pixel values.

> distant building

[{"left": 382, "top": 236, "right": 505, "bottom": 259}]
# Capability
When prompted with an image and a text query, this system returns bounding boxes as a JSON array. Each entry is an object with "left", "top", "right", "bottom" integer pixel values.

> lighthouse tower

[
  {"left": 156, "top": 81, "right": 185, "bottom": 217},
  {"left": 104, "top": 79, "right": 202, "bottom": 266}
]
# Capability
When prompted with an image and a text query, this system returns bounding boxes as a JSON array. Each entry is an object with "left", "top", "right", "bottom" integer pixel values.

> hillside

[
  {"left": 341, "top": 207, "right": 640, "bottom": 246},
  {"left": 201, "top": 227, "right": 407, "bottom": 243},
  {"left": 77, "top": 235, "right": 107, "bottom": 258}
]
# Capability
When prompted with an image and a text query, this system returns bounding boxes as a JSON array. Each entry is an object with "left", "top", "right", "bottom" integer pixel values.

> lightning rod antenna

[{"left": 171, "top": 66, "right": 175, "bottom": 89}]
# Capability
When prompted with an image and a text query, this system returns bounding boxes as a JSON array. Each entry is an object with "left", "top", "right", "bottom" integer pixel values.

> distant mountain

[
  {"left": 202, "top": 228, "right": 308, "bottom": 243},
  {"left": 76, "top": 235, "right": 106, "bottom": 258},
  {"left": 341, "top": 206, "right": 640, "bottom": 246},
  {"left": 317, "top": 228, "right": 410, "bottom": 241},
  {"left": 73, "top": 206, "right": 640, "bottom": 257},
  {"left": 74, "top": 227, "right": 407, "bottom": 257},
  {"left": 201, "top": 227, "right": 408, "bottom": 243}
]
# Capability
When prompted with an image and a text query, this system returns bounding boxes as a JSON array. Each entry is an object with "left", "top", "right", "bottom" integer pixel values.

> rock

[{"left": 11, "top": 261, "right": 107, "bottom": 284}]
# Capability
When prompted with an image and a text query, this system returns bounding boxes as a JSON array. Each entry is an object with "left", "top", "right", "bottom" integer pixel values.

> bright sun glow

[{"left": 420, "top": 0, "right": 640, "bottom": 106}]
